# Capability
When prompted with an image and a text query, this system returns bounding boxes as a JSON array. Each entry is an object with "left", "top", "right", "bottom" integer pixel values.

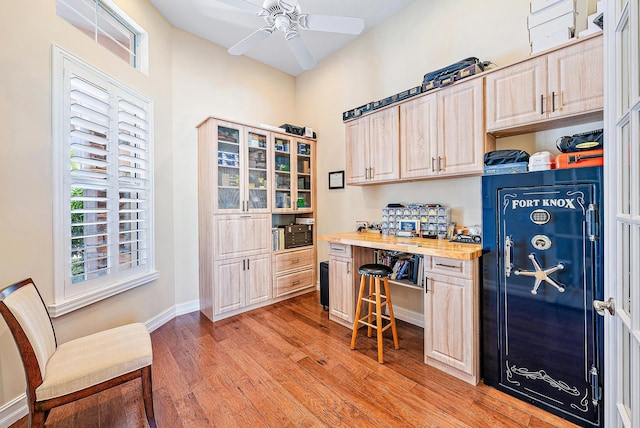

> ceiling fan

[{"left": 216, "top": 0, "right": 365, "bottom": 70}]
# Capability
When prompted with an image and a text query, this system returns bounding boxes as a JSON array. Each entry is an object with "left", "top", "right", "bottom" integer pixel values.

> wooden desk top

[{"left": 319, "top": 231, "right": 482, "bottom": 261}]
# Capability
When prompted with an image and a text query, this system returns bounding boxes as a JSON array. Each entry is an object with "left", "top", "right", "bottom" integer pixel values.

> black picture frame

[{"left": 328, "top": 170, "right": 345, "bottom": 189}]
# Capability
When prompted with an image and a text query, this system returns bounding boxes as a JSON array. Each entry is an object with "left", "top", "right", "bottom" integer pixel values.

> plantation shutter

[
  {"left": 117, "top": 97, "right": 149, "bottom": 271},
  {"left": 62, "top": 57, "right": 152, "bottom": 290},
  {"left": 68, "top": 75, "right": 112, "bottom": 283}
]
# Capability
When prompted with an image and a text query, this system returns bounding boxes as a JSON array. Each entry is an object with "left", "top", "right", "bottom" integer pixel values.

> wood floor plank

[{"left": 10, "top": 291, "right": 580, "bottom": 428}]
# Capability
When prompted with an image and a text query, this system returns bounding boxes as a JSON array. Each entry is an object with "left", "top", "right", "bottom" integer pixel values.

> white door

[{"left": 604, "top": 0, "right": 640, "bottom": 426}]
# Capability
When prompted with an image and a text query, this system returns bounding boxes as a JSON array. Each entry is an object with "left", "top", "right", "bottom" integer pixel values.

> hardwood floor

[{"left": 11, "top": 291, "right": 578, "bottom": 427}]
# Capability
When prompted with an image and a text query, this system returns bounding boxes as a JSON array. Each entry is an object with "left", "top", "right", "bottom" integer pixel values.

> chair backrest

[{"left": 0, "top": 279, "right": 57, "bottom": 386}]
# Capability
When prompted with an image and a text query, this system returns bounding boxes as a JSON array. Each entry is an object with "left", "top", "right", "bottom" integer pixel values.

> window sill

[{"left": 47, "top": 270, "right": 160, "bottom": 318}]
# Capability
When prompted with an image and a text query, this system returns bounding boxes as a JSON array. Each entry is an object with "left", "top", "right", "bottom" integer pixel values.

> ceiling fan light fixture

[{"left": 274, "top": 14, "right": 291, "bottom": 32}]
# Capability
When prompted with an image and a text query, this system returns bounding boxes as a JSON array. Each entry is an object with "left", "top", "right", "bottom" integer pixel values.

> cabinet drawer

[
  {"left": 274, "top": 248, "right": 314, "bottom": 273},
  {"left": 274, "top": 269, "right": 314, "bottom": 297},
  {"left": 425, "top": 256, "right": 472, "bottom": 279},
  {"left": 328, "top": 243, "right": 351, "bottom": 257}
]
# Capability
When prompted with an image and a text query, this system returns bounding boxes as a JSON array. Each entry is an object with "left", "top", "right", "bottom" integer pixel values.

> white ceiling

[{"left": 148, "top": 0, "right": 417, "bottom": 76}]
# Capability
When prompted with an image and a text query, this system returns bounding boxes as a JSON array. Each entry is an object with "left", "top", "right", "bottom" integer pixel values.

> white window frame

[
  {"left": 56, "top": 0, "right": 149, "bottom": 75},
  {"left": 51, "top": 46, "right": 158, "bottom": 317}
]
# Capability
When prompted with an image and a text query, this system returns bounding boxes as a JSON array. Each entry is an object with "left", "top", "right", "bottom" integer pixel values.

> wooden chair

[{"left": 0, "top": 278, "right": 156, "bottom": 427}]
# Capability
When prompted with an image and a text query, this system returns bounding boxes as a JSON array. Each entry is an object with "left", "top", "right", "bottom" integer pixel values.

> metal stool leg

[{"left": 351, "top": 274, "right": 367, "bottom": 350}]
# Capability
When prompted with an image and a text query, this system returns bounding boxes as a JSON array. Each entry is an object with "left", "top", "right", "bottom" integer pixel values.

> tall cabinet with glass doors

[{"left": 198, "top": 117, "right": 316, "bottom": 321}]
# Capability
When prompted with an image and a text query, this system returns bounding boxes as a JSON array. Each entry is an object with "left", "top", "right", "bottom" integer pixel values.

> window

[
  {"left": 51, "top": 47, "right": 157, "bottom": 316},
  {"left": 56, "top": 0, "right": 148, "bottom": 73}
]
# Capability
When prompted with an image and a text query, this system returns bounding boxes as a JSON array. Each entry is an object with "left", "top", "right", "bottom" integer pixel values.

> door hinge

[
  {"left": 586, "top": 204, "right": 599, "bottom": 241},
  {"left": 589, "top": 366, "right": 602, "bottom": 406}
]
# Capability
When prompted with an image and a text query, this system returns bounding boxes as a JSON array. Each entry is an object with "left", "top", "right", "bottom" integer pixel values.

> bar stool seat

[{"left": 350, "top": 263, "right": 399, "bottom": 363}]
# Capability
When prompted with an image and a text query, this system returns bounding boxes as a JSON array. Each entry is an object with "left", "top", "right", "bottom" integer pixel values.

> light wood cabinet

[
  {"left": 400, "top": 93, "right": 438, "bottom": 179},
  {"left": 198, "top": 117, "right": 317, "bottom": 322},
  {"left": 401, "top": 78, "right": 490, "bottom": 179},
  {"left": 423, "top": 257, "right": 480, "bottom": 385},
  {"left": 213, "top": 214, "right": 271, "bottom": 259},
  {"left": 197, "top": 118, "right": 271, "bottom": 214},
  {"left": 214, "top": 253, "right": 271, "bottom": 315},
  {"left": 272, "top": 247, "right": 315, "bottom": 298},
  {"left": 328, "top": 253, "right": 354, "bottom": 326},
  {"left": 485, "top": 34, "right": 603, "bottom": 135},
  {"left": 272, "top": 135, "right": 315, "bottom": 213},
  {"left": 346, "top": 106, "right": 400, "bottom": 184}
]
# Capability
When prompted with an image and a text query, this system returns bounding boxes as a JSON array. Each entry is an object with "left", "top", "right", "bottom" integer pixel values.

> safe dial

[{"left": 531, "top": 235, "right": 552, "bottom": 250}]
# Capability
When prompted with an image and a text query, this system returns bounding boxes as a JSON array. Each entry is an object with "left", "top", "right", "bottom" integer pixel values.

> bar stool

[{"left": 350, "top": 263, "right": 399, "bottom": 363}]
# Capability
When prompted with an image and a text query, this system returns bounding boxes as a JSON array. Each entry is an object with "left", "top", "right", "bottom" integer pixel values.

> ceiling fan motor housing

[{"left": 262, "top": 0, "right": 301, "bottom": 31}]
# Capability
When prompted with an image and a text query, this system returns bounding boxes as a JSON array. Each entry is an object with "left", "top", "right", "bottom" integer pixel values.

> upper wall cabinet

[
  {"left": 401, "top": 78, "right": 491, "bottom": 179},
  {"left": 346, "top": 106, "right": 400, "bottom": 185},
  {"left": 485, "top": 34, "right": 603, "bottom": 136}
]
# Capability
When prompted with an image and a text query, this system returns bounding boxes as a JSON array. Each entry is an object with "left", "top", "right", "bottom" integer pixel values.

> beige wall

[
  {"left": 0, "top": 0, "right": 296, "bottom": 411},
  {"left": 170, "top": 29, "right": 296, "bottom": 305}
]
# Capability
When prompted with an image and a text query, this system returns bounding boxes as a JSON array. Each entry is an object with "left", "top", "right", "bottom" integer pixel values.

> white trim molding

[{"left": 0, "top": 393, "right": 27, "bottom": 427}]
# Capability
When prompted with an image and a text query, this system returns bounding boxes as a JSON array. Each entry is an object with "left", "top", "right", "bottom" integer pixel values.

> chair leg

[
  {"left": 383, "top": 277, "right": 399, "bottom": 349},
  {"left": 375, "top": 277, "right": 384, "bottom": 363},
  {"left": 351, "top": 274, "right": 367, "bottom": 349},
  {"left": 141, "top": 365, "right": 157, "bottom": 428},
  {"left": 31, "top": 409, "right": 46, "bottom": 428}
]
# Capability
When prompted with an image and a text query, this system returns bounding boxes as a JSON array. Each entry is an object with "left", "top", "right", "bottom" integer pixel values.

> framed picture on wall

[{"left": 328, "top": 170, "right": 345, "bottom": 189}]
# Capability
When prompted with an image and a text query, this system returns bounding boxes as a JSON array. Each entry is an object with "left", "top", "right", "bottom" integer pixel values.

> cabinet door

[
  {"left": 424, "top": 275, "right": 474, "bottom": 376},
  {"left": 293, "top": 139, "right": 314, "bottom": 212},
  {"left": 368, "top": 107, "right": 400, "bottom": 183},
  {"left": 214, "top": 214, "right": 270, "bottom": 259},
  {"left": 246, "top": 127, "right": 271, "bottom": 212},
  {"left": 485, "top": 56, "right": 548, "bottom": 131},
  {"left": 401, "top": 94, "right": 438, "bottom": 179},
  {"left": 345, "top": 117, "right": 369, "bottom": 184},
  {"left": 437, "top": 79, "right": 485, "bottom": 176},
  {"left": 329, "top": 256, "right": 354, "bottom": 324},
  {"left": 246, "top": 253, "right": 271, "bottom": 306},
  {"left": 215, "top": 121, "right": 244, "bottom": 213},
  {"left": 214, "top": 257, "right": 244, "bottom": 315},
  {"left": 547, "top": 36, "right": 604, "bottom": 119},
  {"left": 273, "top": 134, "right": 293, "bottom": 212}
]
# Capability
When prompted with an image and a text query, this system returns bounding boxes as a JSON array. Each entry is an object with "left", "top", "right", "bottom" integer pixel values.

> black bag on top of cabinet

[
  {"left": 483, "top": 149, "right": 530, "bottom": 166},
  {"left": 556, "top": 129, "right": 603, "bottom": 153},
  {"left": 421, "top": 57, "right": 487, "bottom": 91}
]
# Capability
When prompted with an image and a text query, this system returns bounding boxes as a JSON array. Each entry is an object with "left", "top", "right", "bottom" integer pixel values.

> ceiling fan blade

[
  {"left": 228, "top": 27, "right": 274, "bottom": 55},
  {"left": 285, "top": 32, "right": 316, "bottom": 70},
  {"left": 215, "top": 0, "right": 264, "bottom": 15},
  {"left": 298, "top": 14, "right": 364, "bottom": 35}
]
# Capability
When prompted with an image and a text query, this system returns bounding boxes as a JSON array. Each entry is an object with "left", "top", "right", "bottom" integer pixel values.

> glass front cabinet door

[
  {"left": 215, "top": 121, "right": 271, "bottom": 213},
  {"left": 272, "top": 134, "right": 314, "bottom": 213}
]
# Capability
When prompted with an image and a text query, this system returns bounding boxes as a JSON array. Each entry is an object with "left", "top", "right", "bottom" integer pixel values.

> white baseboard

[
  {"left": 145, "top": 299, "right": 199, "bottom": 332},
  {"left": 0, "top": 299, "right": 200, "bottom": 425},
  {"left": 0, "top": 393, "right": 27, "bottom": 427},
  {"left": 389, "top": 306, "right": 424, "bottom": 328}
]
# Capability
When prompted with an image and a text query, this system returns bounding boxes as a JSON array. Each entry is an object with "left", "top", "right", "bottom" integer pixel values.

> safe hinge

[
  {"left": 586, "top": 204, "right": 599, "bottom": 242},
  {"left": 589, "top": 366, "right": 602, "bottom": 406}
]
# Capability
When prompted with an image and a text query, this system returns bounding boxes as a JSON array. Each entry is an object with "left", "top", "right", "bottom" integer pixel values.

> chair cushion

[{"left": 36, "top": 322, "right": 152, "bottom": 401}]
